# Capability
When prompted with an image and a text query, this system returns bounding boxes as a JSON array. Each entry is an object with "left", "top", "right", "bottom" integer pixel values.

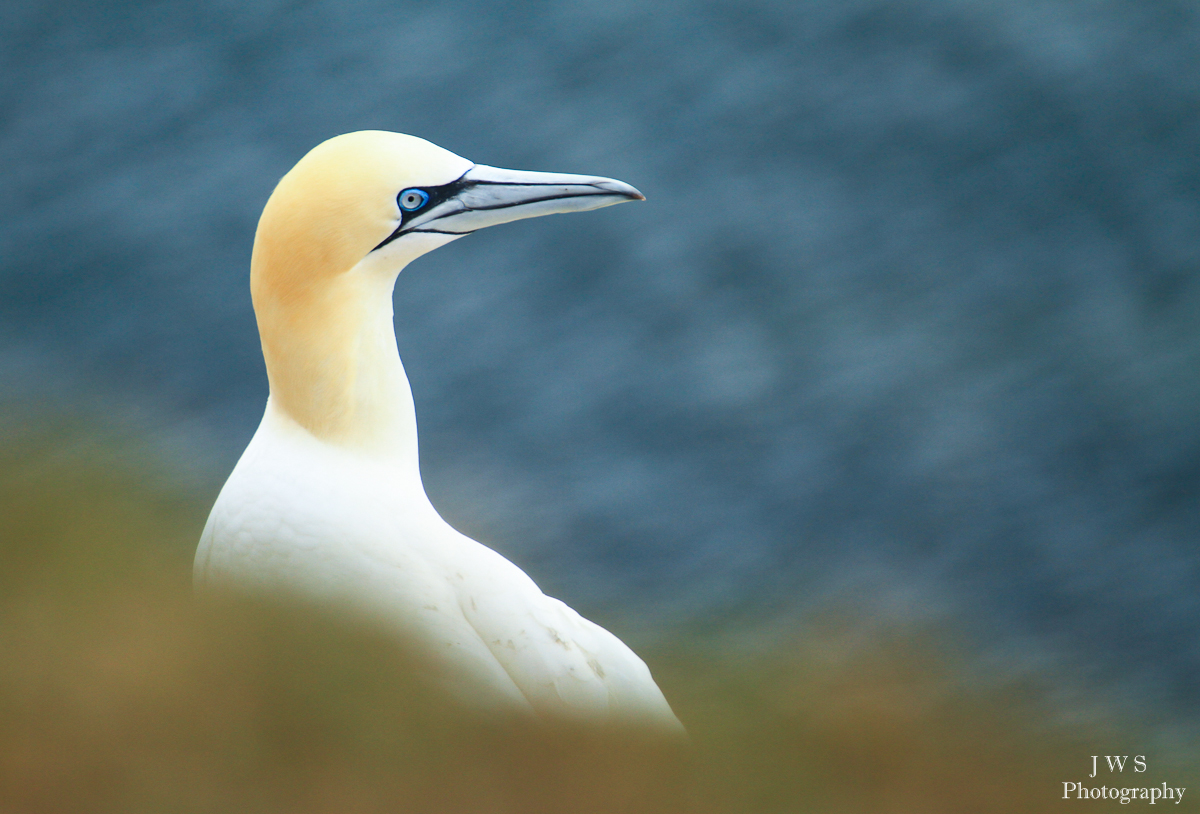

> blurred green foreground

[{"left": 0, "top": 415, "right": 1190, "bottom": 813}]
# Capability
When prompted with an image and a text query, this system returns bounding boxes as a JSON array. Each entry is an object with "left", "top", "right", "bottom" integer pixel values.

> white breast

[{"left": 195, "top": 403, "right": 682, "bottom": 731}]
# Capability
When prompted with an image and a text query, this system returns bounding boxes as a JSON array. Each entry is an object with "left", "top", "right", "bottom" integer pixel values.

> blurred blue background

[{"left": 4, "top": 0, "right": 1198, "bottom": 743}]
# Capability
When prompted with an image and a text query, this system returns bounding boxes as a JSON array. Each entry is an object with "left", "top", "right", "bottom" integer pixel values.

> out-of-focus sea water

[{"left": 2, "top": 1, "right": 1198, "bottom": 805}]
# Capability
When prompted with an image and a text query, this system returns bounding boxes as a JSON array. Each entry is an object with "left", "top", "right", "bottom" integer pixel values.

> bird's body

[{"left": 195, "top": 131, "right": 680, "bottom": 731}]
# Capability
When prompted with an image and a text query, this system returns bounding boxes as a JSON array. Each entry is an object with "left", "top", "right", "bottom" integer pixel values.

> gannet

[{"left": 194, "top": 131, "right": 681, "bottom": 732}]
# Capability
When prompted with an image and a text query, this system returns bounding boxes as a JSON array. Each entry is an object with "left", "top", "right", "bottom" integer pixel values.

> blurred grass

[{"left": 1, "top": 413, "right": 1193, "bottom": 813}]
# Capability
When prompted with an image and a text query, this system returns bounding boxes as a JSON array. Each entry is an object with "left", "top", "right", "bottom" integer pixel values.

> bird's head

[
  {"left": 250, "top": 131, "right": 643, "bottom": 303},
  {"left": 248, "top": 131, "right": 643, "bottom": 446}
]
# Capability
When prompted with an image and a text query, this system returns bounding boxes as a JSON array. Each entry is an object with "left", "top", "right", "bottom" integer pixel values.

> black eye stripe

[{"left": 373, "top": 173, "right": 475, "bottom": 252}]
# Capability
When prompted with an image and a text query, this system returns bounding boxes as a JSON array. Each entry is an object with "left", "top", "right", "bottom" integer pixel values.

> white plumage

[{"left": 194, "top": 131, "right": 681, "bottom": 732}]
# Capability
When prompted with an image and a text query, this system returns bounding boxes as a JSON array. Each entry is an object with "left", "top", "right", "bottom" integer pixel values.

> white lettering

[{"left": 1061, "top": 765, "right": 1182, "bottom": 804}]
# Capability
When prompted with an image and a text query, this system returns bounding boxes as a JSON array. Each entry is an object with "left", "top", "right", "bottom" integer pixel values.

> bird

[{"left": 193, "top": 131, "right": 682, "bottom": 732}]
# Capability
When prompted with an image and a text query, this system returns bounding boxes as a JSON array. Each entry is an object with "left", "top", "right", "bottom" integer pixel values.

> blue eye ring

[{"left": 398, "top": 188, "right": 429, "bottom": 212}]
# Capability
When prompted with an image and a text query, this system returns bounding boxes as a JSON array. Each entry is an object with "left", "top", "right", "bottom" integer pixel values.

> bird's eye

[{"left": 398, "top": 188, "right": 429, "bottom": 212}]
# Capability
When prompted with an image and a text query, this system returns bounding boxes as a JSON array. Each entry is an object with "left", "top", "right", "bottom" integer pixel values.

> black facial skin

[{"left": 372, "top": 172, "right": 473, "bottom": 251}]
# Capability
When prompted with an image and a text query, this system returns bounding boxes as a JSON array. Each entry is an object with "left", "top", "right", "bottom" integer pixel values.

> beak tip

[{"left": 604, "top": 180, "right": 644, "bottom": 202}]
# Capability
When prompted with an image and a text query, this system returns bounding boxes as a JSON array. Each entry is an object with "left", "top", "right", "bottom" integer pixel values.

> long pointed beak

[{"left": 399, "top": 164, "right": 644, "bottom": 237}]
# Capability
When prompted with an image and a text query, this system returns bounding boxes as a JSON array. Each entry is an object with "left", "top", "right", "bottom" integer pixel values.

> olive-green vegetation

[{"left": 0, "top": 416, "right": 1187, "bottom": 813}]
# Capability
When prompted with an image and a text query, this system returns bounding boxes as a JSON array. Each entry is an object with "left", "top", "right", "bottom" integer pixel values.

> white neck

[{"left": 255, "top": 256, "right": 421, "bottom": 470}]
